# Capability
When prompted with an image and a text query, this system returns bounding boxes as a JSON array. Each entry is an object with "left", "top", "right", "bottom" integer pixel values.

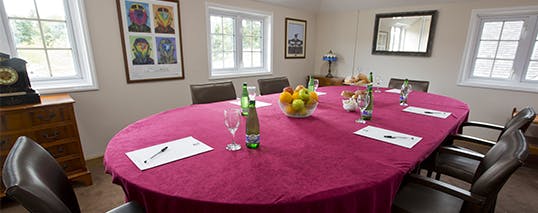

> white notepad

[
  {"left": 354, "top": 126, "right": 422, "bottom": 148},
  {"left": 403, "top": 106, "right": 451, "bottom": 119},
  {"left": 229, "top": 100, "right": 272, "bottom": 108},
  {"left": 385, "top": 88, "right": 401, "bottom": 93},
  {"left": 126, "top": 136, "right": 213, "bottom": 171}
]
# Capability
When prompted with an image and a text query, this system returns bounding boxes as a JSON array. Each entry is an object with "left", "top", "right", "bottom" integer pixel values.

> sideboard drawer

[
  {"left": 34, "top": 125, "right": 76, "bottom": 144},
  {"left": 29, "top": 105, "right": 71, "bottom": 126}
]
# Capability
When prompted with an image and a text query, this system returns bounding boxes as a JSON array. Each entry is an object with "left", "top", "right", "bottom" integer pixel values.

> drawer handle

[
  {"left": 57, "top": 146, "right": 65, "bottom": 153},
  {"left": 0, "top": 140, "right": 6, "bottom": 146},
  {"left": 42, "top": 131, "right": 60, "bottom": 139},
  {"left": 62, "top": 163, "right": 69, "bottom": 170},
  {"left": 37, "top": 112, "right": 57, "bottom": 122}
]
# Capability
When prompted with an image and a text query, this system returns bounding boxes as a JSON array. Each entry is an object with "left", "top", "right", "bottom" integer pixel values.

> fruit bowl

[{"left": 278, "top": 101, "right": 318, "bottom": 118}]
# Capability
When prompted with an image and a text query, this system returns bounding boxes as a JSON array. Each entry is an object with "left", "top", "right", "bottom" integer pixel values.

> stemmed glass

[
  {"left": 247, "top": 86, "right": 257, "bottom": 100},
  {"left": 375, "top": 75, "right": 383, "bottom": 93},
  {"left": 355, "top": 94, "right": 370, "bottom": 124},
  {"left": 400, "top": 84, "right": 413, "bottom": 106},
  {"left": 224, "top": 108, "right": 241, "bottom": 151},
  {"left": 313, "top": 79, "right": 319, "bottom": 92}
]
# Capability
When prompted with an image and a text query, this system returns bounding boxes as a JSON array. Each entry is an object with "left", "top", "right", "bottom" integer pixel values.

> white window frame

[
  {"left": 206, "top": 3, "right": 272, "bottom": 79},
  {"left": 0, "top": 0, "right": 97, "bottom": 94},
  {"left": 458, "top": 6, "right": 538, "bottom": 93}
]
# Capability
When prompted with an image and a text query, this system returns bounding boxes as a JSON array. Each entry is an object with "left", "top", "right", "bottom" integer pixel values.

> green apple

[
  {"left": 292, "top": 99, "right": 305, "bottom": 111},
  {"left": 298, "top": 88, "right": 310, "bottom": 102}
]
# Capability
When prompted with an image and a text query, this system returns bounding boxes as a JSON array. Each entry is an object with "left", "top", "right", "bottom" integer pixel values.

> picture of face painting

[
  {"left": 153, "top": 5, "right": 175, "bottom": 34},
  {"left": 126, "top": 1, "right": 151, "bottom": 33},
  {"left": 156, "top": 37, "right": 177, "bottom": 64},
  {"left": 130, "top": 36, "right": 155, "bottom": 65}
]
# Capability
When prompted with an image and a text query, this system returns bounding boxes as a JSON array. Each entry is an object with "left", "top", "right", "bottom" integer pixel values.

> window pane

[
  {"left": 526, "top": 62, "right": 538, "bottom": 80},
  {"left": 491, "top": 60, "right": 513, "bottom": 78},
  {"left": 243, "top": 52, "right": 252, "bottom": 67},
  {"left": 223, "top": 35, "right": 234, "bottom": 51},
  {"left": 473, "top": 59, "right": 493, "bottom": 77},
  {"left": 496, "top": 41, "right": 518, "bottom": 59},
  {"left": 252, "top": 52, "right": 262, "bottom": 67},
  {"left": 18, "top": 49, "right": 50, "bottom": 78},
  {"left": 210, "top": 16, "right": 222, "bottom": 34},
  {"left": 222, "top": 17, "right": 234, "bottom": 35},
  {"left": 242, "top": 19, "right": 251, "bottom": 35},
  {"left": 211, "top": 35, "right": 223, "bottom": 51},
  {"left": 10, "top": 20, "right": 43, "bottom": 48},
  {"left": 42, "top": 21, "right": 70, "bottom": 48},
  {"left": 481, "top": 22, "right": 502, "bottom": 40},
  {"left": 35, "top": 0, "right": 66, "bottom": 20},
  {"left": 531, "top": 41, "right": 538, "bottom": 60},
  {"left": 252, "top": 21, "right": 261, "bottom": 37},
  {"left": 4, "top": 0, "right": 37, "bottom": 18},
  {"left": 212, "top": 52, "right": 223, "bottom": 69},
  {"left": 242, "top": 37, "right": 252, "bottom": 51},
  {"left": 501, "top": 21, "right": 523, "bottom": 40},
  {"left": 223, "top": 52, "right": 234, "bottom": 68},
  {"left": 48, "top": 50, "right": 76, "bottom": 77},
  {"left": 477, "top": 41, "right": 498, "bottom": 58}
]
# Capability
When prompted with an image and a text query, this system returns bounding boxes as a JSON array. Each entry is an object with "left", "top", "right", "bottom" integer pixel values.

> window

[
  {"left": 458, "top": 6, "right": 538, "bottom": 93},
  {"left": 0, "top": 0, "right": 97, "bottom": 94},
  {"left": 207, "top": 4, "right": 272, "bottom": 78}
]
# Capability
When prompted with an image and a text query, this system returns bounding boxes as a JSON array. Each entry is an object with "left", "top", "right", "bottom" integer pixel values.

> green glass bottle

[
  {"left": 245, "top": 100, "right": 260, "bottom": 149},
  {"left": 362, "top": 72, "right": 374, "bottom": 120},
  {"left": 241, "top": 82, "right": 249, "bottom": 116},
  {"left": 308, "top": 76, "right": 315, "bottom": 91}
]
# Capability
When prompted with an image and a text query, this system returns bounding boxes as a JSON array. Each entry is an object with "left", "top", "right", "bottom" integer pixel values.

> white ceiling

[{"left": 254, "top": 0, "right": 480, "bottom": 12}]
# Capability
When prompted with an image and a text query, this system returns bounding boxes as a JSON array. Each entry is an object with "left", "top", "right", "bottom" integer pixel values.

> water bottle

[
  {"left": 246, "top": 100, "right": 260, "bottom": 149},
  {"left": 308, "top": 76, "right": 315, "bottom": 91},
  {"left": 241, "top": 82, "right": 249, "bottom": 116}
]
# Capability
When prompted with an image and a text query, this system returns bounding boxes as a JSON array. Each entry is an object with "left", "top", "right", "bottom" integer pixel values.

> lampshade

[{"left": 322, "top": 50, "right": 337, "bottom": 62}]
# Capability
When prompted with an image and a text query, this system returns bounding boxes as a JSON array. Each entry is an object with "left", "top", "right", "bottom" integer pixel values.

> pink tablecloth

[{"left": 104, "top": 86, "right": 469, "bottom": 213}]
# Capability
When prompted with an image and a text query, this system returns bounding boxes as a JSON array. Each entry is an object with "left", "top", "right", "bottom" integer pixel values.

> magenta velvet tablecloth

[{"left": 104, "top": 86, "right": 469, "bottom": 213}]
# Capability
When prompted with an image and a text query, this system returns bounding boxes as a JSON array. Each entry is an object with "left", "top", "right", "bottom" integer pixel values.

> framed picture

[
  {"left": 376, "top": 31, "right": 388, "bottom": 51},
  {"left": 116, "top": 0, "right": 185, "bottom": 83},
  {"left": 285, "top": 18, "right": 306, "bottom": 59}
]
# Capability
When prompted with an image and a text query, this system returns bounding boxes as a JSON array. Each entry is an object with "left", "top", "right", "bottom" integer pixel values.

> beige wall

[
  {"left": 74, "top": 0, "right": 316, "bottom": 158},
  {"left": 314, "top": 0, "right": 538, "bottom": 140}
]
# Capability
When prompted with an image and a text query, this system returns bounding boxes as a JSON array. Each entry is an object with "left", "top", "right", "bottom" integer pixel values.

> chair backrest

[
  {"left": 463, "top": 130, "right": 528, "bottom": 212},
  {"left": 257, "top": 76, "right": 290, "bottom": 95},
  {"left": 388, "top": 78, "right": 430, "bottom": 92},
  {"left": 499, "top": 106, "right": 536, "bottom": 140},
  {"left": 190, "top": 81, "right": 236, "bottom": 104},
  {"left": 2, "top": 136, "right": 81, "bottom": 213}
]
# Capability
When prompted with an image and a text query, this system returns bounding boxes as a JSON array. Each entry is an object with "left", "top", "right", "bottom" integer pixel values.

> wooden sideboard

[
  {"left": 0, "top": 94, "right": 92, "bottom": 198},
  {"left": 308, "top": 75, "right": 345, "bottom": 87}
]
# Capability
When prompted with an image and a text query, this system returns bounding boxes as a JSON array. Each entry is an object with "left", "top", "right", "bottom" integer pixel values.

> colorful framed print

[
  {"left": 116, "top": 0, "right": 184, "bottom": 83},
  {"left": 285, "top": 18, "right": 306, "bottom": 59}
]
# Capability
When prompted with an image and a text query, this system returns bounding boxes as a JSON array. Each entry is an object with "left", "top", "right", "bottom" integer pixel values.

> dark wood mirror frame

[{"left": 372, "top": 10, "right": 438, "bottom": 57}]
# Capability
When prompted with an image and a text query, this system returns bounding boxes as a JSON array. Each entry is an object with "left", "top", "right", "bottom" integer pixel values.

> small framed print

[
  {"left": 116, "top": 0, "right": 185, "bottom": 83},
  {"left": 285, "top": 18, "right": 306, "bottom": 59}
]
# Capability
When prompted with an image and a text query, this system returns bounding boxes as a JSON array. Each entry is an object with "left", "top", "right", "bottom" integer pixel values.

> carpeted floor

[{"left": 1, "top": 153, "right": 537, "bottom": 212}]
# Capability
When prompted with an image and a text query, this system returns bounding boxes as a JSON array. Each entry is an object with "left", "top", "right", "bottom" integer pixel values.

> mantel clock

[{"left": 0, "top": 53, "right": 41, "bottom": 106}]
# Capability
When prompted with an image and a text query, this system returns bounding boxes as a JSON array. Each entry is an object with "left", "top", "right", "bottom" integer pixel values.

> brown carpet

[{"left": 1, "top": 154, "right": 537, "bottom": 212}]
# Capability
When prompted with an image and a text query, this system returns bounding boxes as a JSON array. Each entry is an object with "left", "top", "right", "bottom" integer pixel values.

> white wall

[
  {"left": 314, "top": 0, "right": 538, "bottom": 140},
  {"left": 73, "top": 0, "right": 316, "bottom": 159}
]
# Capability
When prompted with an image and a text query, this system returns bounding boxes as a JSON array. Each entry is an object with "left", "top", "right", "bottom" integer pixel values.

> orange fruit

[
  {"left": 291, "top": 91, "right": 300, "bottom": 100},
  {"left": 285, "top": 104, "right": 295, "bottom": 114},
  {"left": 279, "top": 92, "right": 293, "bottom": 104}
]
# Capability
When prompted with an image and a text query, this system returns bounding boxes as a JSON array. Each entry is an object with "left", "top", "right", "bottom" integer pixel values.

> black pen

[
  {"left": 424, "top": 111, "right": 443, "bottom": 114},
  {"left": 144, "top": 146, "right": 168, "bottom": 163},
  {"left": 384, "top": 135, "right": 414, "bottom": 140}
]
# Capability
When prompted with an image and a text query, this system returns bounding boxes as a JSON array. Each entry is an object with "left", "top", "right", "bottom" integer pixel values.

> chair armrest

[
  {"left": 405, "top": 173, "right": 486, "bottom": 205},
  {"left": 438, "top": 146, "right": 485, "bottom": 161},
  {"left": 460, "top": 121, "right": 504, "bottom": 131},
  {"left": 447, "top": 134, "right": 497, "bottom": 147}
]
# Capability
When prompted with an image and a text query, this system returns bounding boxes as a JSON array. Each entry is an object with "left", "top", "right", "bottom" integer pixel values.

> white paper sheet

[
  {"left": 403, "top": 106, "right": 451, "bottom": 119},
  {"left": 126, "top": 136, "right": 213, "bottom": 171},
  {"left": 315, "top": 91, "right": 327, "bottom": 95},
  {"left": 385, "top": 88, "right": 401, "bottom": 93},
  {"left": 229, "top": 100, "right": 272, "bottom": 108},
  {"left": 354, "top": 126, "right": 422, "bottom": 148}
]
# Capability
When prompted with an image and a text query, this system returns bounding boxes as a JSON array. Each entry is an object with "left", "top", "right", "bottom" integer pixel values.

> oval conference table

[{"left": 104, "top": 85, "right": 469, "bottom": 213}]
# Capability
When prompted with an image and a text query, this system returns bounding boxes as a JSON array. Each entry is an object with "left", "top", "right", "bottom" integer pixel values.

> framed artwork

[
  {"left": 116, "top": 0, "right": 184, "bottom": 83},
  {"left": 377, "top": 31, "right": 388, "bottom": 51},
  {"left": 285, "top": 18, "right": 306, "bottom": 59}
]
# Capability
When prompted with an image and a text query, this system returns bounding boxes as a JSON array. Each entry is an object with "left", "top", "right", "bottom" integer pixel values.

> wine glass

[
  {"left": 400, "top": 84, "right": 413, "bottom": 106},
  {"left": 313, "top": 79, "right": 319, "bottom": 92},
  {"left": 247, "top": 86, "right": 257, "bottom": 100},
  {"left": 224, "top": 108, "right": 241, "bottom": 151},
  {"left": 355, "top": 94, "right": 370, "bottom": 124},
  {"left": 375, "top": 75, "right": 383, "bottom": 93}
]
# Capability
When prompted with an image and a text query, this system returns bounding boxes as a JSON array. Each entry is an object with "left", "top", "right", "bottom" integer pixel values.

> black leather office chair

[
  {"left": 2, "top": 136, "right": 145, "bottom": 213},
  {"left": 388, "top": 78, "right": 430, "bottom": 92},
  {"left": 190, "top": 81, "right": 236, "bottom": 104},
  {"left": 393, "top": 130, "right": 528, "bottom": 213},
  {"left": 257, "top": 76, "right": 290, "bottom": 95}
]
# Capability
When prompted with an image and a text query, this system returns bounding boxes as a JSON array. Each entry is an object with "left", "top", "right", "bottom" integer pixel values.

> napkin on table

[
  {"left": 354, "top": 126, "right": 422, "bottom": 148},
  {"left": 403, "top": 106, "right": 451, "bottom": 119}
]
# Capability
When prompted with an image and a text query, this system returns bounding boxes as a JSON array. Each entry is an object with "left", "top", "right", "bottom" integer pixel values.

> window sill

[
  {"left": 32, "top": 80, "right": 99, "bottom": 95},
  {"left": 457, "top": 80, "right": 538, "bottom": 94},
  {"left": 209, "top": 71, "right": 273, "bottom": 80}
]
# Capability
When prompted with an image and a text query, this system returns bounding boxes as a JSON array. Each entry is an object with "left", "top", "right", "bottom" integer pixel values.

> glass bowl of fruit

[{"left": 278, "top": 85, "right": 319, "bottom": 118}]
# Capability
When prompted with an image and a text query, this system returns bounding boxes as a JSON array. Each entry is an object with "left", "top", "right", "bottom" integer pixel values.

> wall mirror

[{"left": 372, "top": 10, "right": 438, "bottom": 57}]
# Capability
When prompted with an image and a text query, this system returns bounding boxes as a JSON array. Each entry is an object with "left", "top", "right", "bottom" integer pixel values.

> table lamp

[{"left": 322, "top": 50, "right": 337, "bottom": 78}]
